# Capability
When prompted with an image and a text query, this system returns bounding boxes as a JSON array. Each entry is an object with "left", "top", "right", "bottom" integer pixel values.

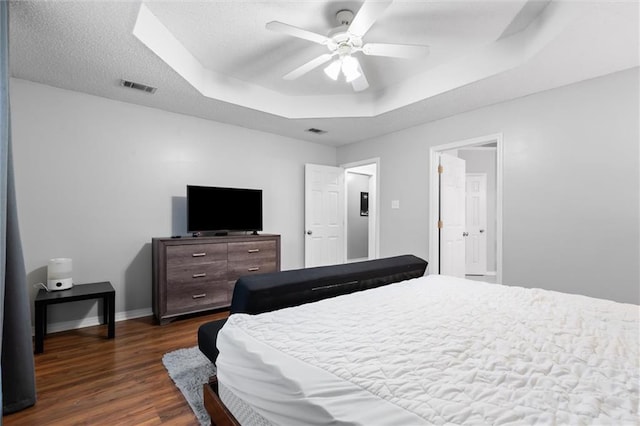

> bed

[{"left": 213, "top": 273, "right": 639, "bottom": 425}]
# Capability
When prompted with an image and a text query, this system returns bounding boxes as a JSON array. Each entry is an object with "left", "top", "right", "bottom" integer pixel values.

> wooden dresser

[{"left": 152, "top": 234, "right": 281, "bottom": 324}]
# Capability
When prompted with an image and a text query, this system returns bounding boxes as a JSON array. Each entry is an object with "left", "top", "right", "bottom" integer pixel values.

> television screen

[{"left": 187, "top": 185, "right": 263, "bottom": 233}]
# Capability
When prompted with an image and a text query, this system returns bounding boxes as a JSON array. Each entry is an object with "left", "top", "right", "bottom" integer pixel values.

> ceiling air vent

[
  {"left": 306, "top": 128, "right": 327, "bottom": 135},
  {"left": 120, "top": 79, "right": 157, "bottom": 94}
]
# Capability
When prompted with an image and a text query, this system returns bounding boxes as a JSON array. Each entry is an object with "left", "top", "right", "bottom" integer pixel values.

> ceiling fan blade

[
  {"left": 350, "top": 58, "right": 369, "bottom": 92},
  {"left": 347, "top": 0, "right": 393, "bottom": 38},
  {"left": 362, "top": 43, "right": 430, "bottom": 59},
  {"left": 266, "top": 21, "right": 329, "bottom": 45},
  {"left": 283, "top": 53, "right": 335, "bottom": 80}
]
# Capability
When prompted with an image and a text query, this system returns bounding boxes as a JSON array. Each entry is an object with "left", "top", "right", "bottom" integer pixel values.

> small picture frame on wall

[{"left": 360, "top": 192, "right": 369, "bottom": 216}]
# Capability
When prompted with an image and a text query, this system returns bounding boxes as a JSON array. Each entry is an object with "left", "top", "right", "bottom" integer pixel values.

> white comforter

[{"left": 217, "top": 275, "right": 639, "bottom": 425}]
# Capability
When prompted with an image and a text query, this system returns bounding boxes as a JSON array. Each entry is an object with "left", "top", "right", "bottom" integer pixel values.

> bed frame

[
  {"left": 203, "top": 376, "right": 240, "bottom": 426},
  {"left": 199, "top": 255, "right": 428, "bottom": 425}
]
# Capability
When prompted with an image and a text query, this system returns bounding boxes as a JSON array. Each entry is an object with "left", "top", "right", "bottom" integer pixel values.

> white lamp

[
  {"left": 324, "top": 56, "right": 361, "bottom": 83},
  {"left": 324, "top": 60, "right": 341, "bottom": 81},
  {"left": 47, "top": 258, "right": 73, "bottom": 291},
  {"left": 341, "top": 56, "right": 361, "bottom": 82}
]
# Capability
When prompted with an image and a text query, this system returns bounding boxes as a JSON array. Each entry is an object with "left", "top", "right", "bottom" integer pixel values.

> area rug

[{"left": 162, "top": 346, "right": 216, "bottom": 426}]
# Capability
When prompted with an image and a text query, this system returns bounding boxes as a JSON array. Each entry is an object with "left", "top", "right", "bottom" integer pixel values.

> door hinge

[
  {"left": 437, "top": 220, "right": 443, "bottom": 229},
  {"left": 437, "top": 165, "right": 443, "bottom": 174}
]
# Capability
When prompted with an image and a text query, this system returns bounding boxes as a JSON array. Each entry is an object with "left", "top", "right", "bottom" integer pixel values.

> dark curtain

[{"left": 1, "top": 1, "right": 37, "bottom": 417}]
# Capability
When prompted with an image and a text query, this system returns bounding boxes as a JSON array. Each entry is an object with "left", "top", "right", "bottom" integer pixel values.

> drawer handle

[
  {"left": 192, "top": 294, "right": 206, "bottom": 299},
  {"left": 193, "top": 273, "right": 207, "bottom": 278},
  {"left": 248, "top": 267, "right": 260, "bottom": 272},
  {"left": 247, "top": 249, "right": 260, "bottom": 253},
  {"left": 192, "top": 253, "right": 206, "bottom": 257}
]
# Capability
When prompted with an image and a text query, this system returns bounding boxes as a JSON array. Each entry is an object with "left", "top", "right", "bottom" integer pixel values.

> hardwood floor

[{"left": 3, "top": 311, "right": 228, "bottom": 426}]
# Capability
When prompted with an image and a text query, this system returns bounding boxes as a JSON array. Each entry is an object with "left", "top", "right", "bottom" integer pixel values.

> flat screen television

[{"left": 187, "top": 185, "right": 263, "bottom": 234}]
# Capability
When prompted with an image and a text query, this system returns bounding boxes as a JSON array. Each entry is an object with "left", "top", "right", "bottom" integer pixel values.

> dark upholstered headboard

[
  {"left": 198, "top": 255, "right": 428, "bottom": 364},
  {"left": 230, "top": 254, "right": 428, "bottom": 315}
]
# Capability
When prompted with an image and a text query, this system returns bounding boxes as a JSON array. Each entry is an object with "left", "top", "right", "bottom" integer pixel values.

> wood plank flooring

[{"left": 3, "top": 311, "right": 228, "bottom": 426}]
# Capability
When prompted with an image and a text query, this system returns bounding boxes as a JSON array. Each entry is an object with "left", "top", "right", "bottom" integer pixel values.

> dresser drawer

[
  {"left": 166, "top": 281, "right": 228, "bottom": 314},
  {"left": 166, "top": 243, "right": 227, "bottom": 267},
  {"left": 167, "top": 260, "right": 228, "bottom": 286},
  {"left": 228, "top": 240, "right": 276, "bottom": 262},
  {"left": 228, "top": 259, "right": 278, "bottom": 282}
]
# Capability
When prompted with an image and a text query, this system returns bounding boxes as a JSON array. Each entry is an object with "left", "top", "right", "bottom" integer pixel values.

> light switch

[{"left": 391, "top": 200, "right": 400, "bottom": 209}]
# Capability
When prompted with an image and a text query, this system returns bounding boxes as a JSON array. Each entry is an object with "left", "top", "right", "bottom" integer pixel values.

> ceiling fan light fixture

[
  {"left": 341, "top": 56, "right": 361, "bottom": 82},
  {"left": 344, "top": 68, "right": 361, "bottom": 83},
  {"left": 324, "top": 60, "right": 341, "bottom": 81},
  {"left": 267, "top": 1, "right": 429, "bottom": 92}
]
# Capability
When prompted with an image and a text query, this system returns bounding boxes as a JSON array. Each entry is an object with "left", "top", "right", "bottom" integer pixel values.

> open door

[
  {"left": 305, "top": 164, "right": 345, "bottom": 267},
  {"left": 439, "top": 153, "right": 466, "bottom": 277}
]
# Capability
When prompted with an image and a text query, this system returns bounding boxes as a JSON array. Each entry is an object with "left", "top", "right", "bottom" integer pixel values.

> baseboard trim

[
  {"left": 485, "top": 271, "right": 497, "bottom": 276},
  {"left": 32, "top": 308, "right": 153, "bottom": 336}
]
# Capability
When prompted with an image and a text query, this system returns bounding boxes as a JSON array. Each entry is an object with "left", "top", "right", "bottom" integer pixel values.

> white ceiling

[{"left": 9, "top": 0, "right": 639, "bottom": 146}]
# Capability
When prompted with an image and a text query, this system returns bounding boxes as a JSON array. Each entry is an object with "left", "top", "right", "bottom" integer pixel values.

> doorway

[
  {"left": 428, "top": 134, "right": 503, "bottom": 283},
  {"left": 343, "top": 159, "right": 379, "bottom": 262},
  {"left": 304, "top": 159, "right": 379, "bottom": 267}
]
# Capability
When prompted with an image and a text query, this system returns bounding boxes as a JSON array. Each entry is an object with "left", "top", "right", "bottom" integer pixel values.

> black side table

[{"left": 34, "top": 281, "right": 115, "bottom": 354}]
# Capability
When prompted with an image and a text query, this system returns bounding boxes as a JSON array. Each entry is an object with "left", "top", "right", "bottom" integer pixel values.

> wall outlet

[{"left": 391, "top": 200, "right": 400, "bottom": 209}]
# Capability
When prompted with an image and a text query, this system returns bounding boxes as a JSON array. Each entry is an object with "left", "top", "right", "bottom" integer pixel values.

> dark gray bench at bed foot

[{"left": 198, "top": 254, "right": 428, "bottom": 364}]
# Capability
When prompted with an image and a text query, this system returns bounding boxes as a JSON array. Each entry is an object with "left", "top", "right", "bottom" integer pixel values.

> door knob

[
  {"left": 463, "top": 232, "right": 469, "bottom": 237},
  {"left": 306, "top": 230, "right": 313, "bottom": 235},
  {"left": 479, "top": 229, "right": 485, "bottom": 233}
]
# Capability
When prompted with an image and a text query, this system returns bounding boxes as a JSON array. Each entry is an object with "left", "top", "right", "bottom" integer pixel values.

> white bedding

[{"left": 216, "top": 275, "right": 639, "bottom": 425}]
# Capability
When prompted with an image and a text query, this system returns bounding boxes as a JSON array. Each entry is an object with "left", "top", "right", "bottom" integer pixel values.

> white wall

[
  {"left": 338, "top": 68, "right": 639, "bottom": 304},
  {"left": 10, "top": 79, "right": 336, "bottom": 328}
]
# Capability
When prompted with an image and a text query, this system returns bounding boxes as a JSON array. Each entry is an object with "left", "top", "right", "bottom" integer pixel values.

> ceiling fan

[{"left": 266, "top": 0, "right": 429, "bottom": 92}]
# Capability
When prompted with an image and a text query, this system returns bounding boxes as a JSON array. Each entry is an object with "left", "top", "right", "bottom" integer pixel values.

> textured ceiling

[{"left": 8, "top": 0, "right": 640, "bottom": 146}]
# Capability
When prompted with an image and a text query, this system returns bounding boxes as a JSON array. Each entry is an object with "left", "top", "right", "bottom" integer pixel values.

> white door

[
  {"left": 465, "top": 173, "right": 487, "bottom": 275},
  {"left": 305, "top": 164, "right": 345, "bottom": 267},
  {"left": 439, "top": 153, "right": 466, "bottom": 277}
]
